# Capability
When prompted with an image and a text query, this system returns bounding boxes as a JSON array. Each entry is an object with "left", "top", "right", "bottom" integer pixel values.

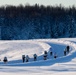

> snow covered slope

[{"left": 0, "top": 38, "right": 76, "bottom": 75}]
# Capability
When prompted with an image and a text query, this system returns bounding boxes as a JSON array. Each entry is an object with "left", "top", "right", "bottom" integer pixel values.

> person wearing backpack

[{"left": 33, "top": 54, "right": 37, "bottom": 61}]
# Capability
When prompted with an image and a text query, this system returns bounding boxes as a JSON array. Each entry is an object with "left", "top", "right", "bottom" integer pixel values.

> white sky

[{"left": 0, "top": 0, "right": 76, "bottom": 7}]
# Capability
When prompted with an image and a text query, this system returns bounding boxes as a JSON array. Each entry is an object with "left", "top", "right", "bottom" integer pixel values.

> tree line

[{"left": 0, "top": 4, "right": 76, "bottom": 40}]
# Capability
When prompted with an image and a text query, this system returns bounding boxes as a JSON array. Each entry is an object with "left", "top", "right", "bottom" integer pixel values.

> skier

[
  {"left": 49, "top": 47, "right": 53, "bottom": 56},
  {"left": 3, "top": 57, "right": 8, "bottom": 63},
  {"left": 25, "top": 55, "right": 29, "bottom": 62},
  {"left": 43, "top": 51, "right": 48, "bottom": 60},
  {"left": 66, "top": 46, "right": 70, "bottom": 53},
  {"left": 33, "top": 54, "right": 37, "bottom": 61},
  {"left": 22, "top": 55, "right": 25, "bottom": 63}
]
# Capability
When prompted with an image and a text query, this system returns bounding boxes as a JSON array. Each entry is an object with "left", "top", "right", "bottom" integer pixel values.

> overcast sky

[{"left": 0, "top": 0, "right": 76, "bottom": 7}]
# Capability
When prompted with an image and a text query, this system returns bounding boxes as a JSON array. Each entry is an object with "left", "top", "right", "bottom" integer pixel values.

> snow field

[{"left": 0, "top": 38, "right": 76, "bottom": 75}]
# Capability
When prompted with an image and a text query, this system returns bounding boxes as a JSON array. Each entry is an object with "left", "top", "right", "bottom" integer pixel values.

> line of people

[
  {"left": 22, "top": 50, "right": 57, "bottom": 63},
  {"left": 2, "top": 45, "right": 70, "bottom": 63},
  {"left": 22, "top": 45, "right": 70, "bottom": 62}
]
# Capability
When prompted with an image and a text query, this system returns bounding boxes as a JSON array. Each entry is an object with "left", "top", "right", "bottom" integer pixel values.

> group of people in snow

[
  {"left": 22, "top": 54, "right": 37, "bottom": 63},
  {"left": 43, "top": 47, "right": 57, "bottom": 60},
  {"left": 64, "top": 45, "right": 70, "bottom": 56},
  {"left": 22, "top": 47, "right": 58, "bottom": 63},
  {"left": 2, "top": 45, "right": 70, "bottom": 63},
  {"left": 43, "top": 45, "right": 70, "bottom": 60}
]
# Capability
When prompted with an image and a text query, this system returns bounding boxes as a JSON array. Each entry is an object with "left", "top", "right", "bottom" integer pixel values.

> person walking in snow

[
  {"left": 22, "top": 55, "right": 25, "bottom": 63},
  {"left": 25, "top": 55, "right": 29, "bottom": 62},
  {"left": 43, "top": 51, "right": 48, "bottom": 60},
  {"left": 3, "top": 57, "right": 8, "bottom": 63},
  {"left": 49, "top": 47, "right": 53, "bottom": 56},
  {"left": 33, "top": 54, "right": 37, "bottom": 61},
  {"left": 66, "top": 46, "right": 70, "bottom": 53}
]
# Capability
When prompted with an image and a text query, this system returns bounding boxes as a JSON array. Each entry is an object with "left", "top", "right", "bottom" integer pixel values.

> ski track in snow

[{"left": 0, "top": 38, "right": 76, "bottom": 75}]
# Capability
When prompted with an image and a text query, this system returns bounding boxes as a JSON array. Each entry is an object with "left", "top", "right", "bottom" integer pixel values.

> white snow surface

[{"left": 0, "top": 38, "right": 76, "bottom": 75}]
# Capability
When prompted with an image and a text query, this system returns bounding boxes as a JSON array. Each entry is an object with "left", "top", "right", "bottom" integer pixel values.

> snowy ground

[{"left": 0, "top": 38, "right": 76, "bottom": 75}]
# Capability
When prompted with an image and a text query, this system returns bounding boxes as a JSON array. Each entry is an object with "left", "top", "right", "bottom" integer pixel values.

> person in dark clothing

[
  {"left": 3, "top": 57, "right": 8, "bottom": 63},
  {"left": 22, "top": 55, "right": 25, "bottom": 63},
  {"left": 49, "top": 47, "right": 53, "bottom": 56},
  {"left": 44, "top": 51, "right": 48, "bottom": 60},
  {"left": 66, "top": 46, "right": 70, "bottom": 53},
  {"left": 33, "top": 54, "right": 37, "bottom": 61}
]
